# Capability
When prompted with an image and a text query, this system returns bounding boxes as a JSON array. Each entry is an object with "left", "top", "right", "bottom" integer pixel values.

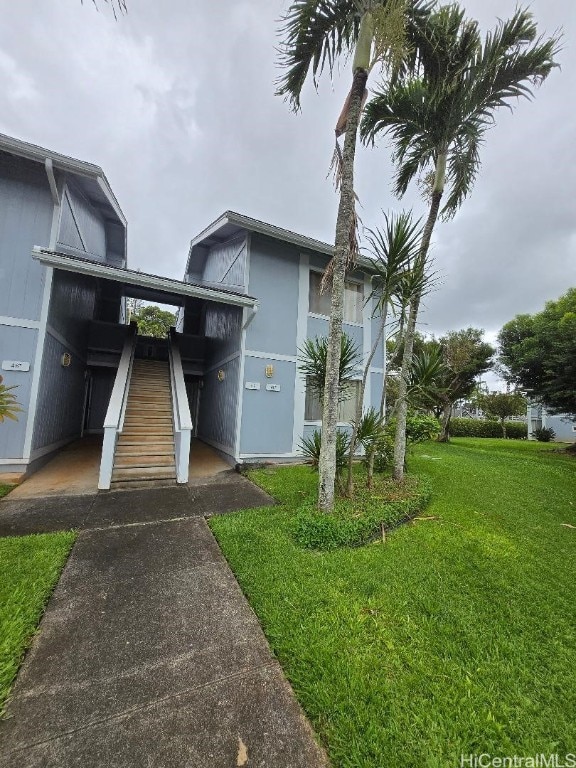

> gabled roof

[
  {"left": 0, "top": 132, "right": 126, "bottom": 227},
  {"left": 186, "top": 210, "right": 377, "bottom": 277}
]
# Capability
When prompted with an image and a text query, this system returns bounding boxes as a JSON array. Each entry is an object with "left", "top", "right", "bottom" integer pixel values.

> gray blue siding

[
  {"left": 57, "top": 182, "right": 106, "bottom": 261},
  {"left": 240, "top": 357, "right": 296, "bottom": 455},
  {"left": 198, "top": 357, "right": 241, "bottom": 454},
  {"left": 0, "top": 155, "right": 53, "bottom": 321},
  {"left": 202, "top": 236, "right": 247, "bottom": 290},
  {"left": 0, "top": 326, "right": 37, "bottom": 459},
  {"left": 32, "top": 271, "right": 98, "bottom": 451},
  {"left": 245, "top": 234, "right": 299, "bottom": 356}
]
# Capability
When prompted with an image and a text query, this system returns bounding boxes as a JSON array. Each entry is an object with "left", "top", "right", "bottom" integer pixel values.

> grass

[
  {"left": 0, "top": 531, "right": 76, "bottom": 715},
  {"left": 210, "top": 439, "right": 576, "bottom": 767},
  {"left": 0, "top": 485, "right": 14, "bottom": 499}
]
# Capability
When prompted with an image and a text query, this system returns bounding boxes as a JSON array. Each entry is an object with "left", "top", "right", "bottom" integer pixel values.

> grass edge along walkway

[
  {"left": 209, "top": 439, "right": 576, "bottom": 768},
  {"left": 0, "top": 531, "right": 76, "bottom": 715}
]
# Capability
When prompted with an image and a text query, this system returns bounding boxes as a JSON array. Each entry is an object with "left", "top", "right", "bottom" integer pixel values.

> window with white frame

[
  {"left": 304, "top": 377, "right": 361, "bottom": 422},
  {"left": 309, "top": 271, "right": 363, "bottom": 324}
]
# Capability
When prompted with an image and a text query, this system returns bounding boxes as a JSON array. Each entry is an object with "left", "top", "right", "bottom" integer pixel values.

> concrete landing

[
  {"left": 0, "top": 486, "right": 326, "bottom": 767},
  {"left": 0, "top": 477, "right": 274, "bottom": 537}
]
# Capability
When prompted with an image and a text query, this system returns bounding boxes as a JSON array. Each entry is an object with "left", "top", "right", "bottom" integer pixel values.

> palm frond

[{"left": 276, "top": 0, "right": 359, "bottom": 111}]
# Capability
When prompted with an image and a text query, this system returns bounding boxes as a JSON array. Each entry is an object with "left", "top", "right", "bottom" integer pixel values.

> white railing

[
  {"left": 168, "top": 329, "right": 193, "bottom": 483},
  {"left": 98, "top": 327, "right": 137, "bottom": 490}
]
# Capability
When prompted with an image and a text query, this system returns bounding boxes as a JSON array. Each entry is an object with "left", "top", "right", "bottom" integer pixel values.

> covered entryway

[{"left": 27, "top": 249, "right": 258, "bottom": 489}]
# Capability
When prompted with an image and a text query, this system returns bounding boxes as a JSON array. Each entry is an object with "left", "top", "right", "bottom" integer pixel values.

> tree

[
  {"left": 345, "top": 210, "right": 423, "bottom": 496},
  {"left": 477, "top": 391, "right": 526, "bottom": 438},
  {"left": 498, "top": 288, "right": 576, "bottom": 419},
  {"left": 277, "top": 0, "right": 433, "bottom": 512},
  {"left": 427, "top": 329, "right": 494, "bottom": 442},
  {"left": 361, "top": 5, "right": 559, "bottom": 480},
  {"left": 298, "top": 333, "right": 360, "bottom": 407},
  {"left": 133, "top": 305, "right": 176, "bottom": 338},
  {"left": 0, "top": 376, "right": 23, "bottom": 423}
]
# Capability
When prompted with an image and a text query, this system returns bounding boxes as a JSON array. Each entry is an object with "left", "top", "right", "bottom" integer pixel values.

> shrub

[
  {"left": 449, "top": 418, "right": 527, "bottom": 439},
  {"left": 292, "top": 475, "right": 431, "bottom": 550},
  {"left": 300, "top": 429, "right": 350, "bottom": 481},
  {"left": 533, "top": 426, "right": 556, "bottom": 442}
]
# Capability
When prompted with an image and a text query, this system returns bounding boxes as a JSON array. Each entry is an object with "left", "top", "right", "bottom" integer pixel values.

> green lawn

[
  {"left": 210, "top": 439, "right": 576, "bottom": 767},
  {"left": 0, "top": 532, "right": 76, "bottom": 715},
  {"left": 0, "top": 485, "right": 14, "bottom": 499}
]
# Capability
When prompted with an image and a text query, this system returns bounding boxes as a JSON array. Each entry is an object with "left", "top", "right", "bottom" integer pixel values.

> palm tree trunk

[
  {"left": 318, "top": 67, "right": 368, "bottom": 512},
  {"left": 438, "top": 401, "right": 452, "bottom": 442},
  {"left": 346, "top": 305, "right": 387, "bottom": 497},
  {"left": 393, "top": 185, "right": 444, "bottom": 481}
]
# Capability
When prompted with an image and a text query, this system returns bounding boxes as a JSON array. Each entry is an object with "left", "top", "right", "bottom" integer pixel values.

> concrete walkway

[{"left": 0, "top": 482, "right": 328, "bottom": 768}]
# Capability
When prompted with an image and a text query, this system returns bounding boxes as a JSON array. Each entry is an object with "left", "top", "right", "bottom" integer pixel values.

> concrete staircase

[{"left": 111, "top": 360, "right": 177, "bottom": 485}]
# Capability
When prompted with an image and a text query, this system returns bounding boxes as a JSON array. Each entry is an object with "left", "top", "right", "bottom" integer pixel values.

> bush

[
  {"left": 533, "top": 426, "right": 556, "bottom": 442},
  {"left": 300, "top": 429, "right": 350, "bottom": 475},
  {"left": 449, "top": 418, "right": 527, "bottom": 439},
  {"left": 292, "top": 475, "right": 431, "bottom": 551}
]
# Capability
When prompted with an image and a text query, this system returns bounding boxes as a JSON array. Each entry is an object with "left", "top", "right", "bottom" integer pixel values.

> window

[
  {"left": 309, "top": 271, "right": 363, "bottom": 324},
  {"left": 304, "top": 378, "right": 361, "bottom": 422}
]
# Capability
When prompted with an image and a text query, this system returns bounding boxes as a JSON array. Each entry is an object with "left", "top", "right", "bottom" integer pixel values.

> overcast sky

[{"left": 1, "top": 0, "right": 574, "bottom": 342}]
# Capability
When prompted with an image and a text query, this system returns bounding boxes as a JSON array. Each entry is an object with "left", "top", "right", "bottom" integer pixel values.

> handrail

[
  {"left": 98, "top": 325, "right": 137, "bottom": 490},
  {"left": 169, "top": 329, "right": 193, "bottom": 483}
]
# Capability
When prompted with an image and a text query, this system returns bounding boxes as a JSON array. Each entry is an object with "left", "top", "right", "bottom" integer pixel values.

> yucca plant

[
  {"left": 298, "top": 333, "right": 360, "bottom": 405},
  {"left": 0, "top": 377, "right": 23, "bottom": 423},
  {"left": 300, "top": 429, "right": 351, "bottom": 491}
]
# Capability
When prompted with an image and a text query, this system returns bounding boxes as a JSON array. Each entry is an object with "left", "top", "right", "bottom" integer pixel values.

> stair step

[
  {"left": 118, "top": 434, "right": 174, "bottom": 444},
  {"left": 124, "top": 416, "right": 173, "bottom": 423},
  {"left": 111, "top": 466, "right": 177, "bottom": 482},
  {"left": 115, "top": 445, "right": 175, "bottom": 456},
  {"left": 114, "top": 455, "right": 175, "bottom": 468}
]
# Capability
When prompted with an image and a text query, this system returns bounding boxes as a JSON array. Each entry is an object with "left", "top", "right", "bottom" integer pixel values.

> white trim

[
  {"left": 245, "top": 350, "right": 298, "bottom": 363},
  {"left": 33, "top": 248, "right": 258, "bottom": 309},
  {"left": 304, "top": 421, "right": 356, "bottom": 427},
  {"left": 0, "top": 458, "right": 30, "bottom": 465},
  {"left": 292, "top": 253, "right": 309, "bottom": 452},
  {"left": 370, "top": 367, "right": 384, "bottom": 375},
  {"left": 234, "top": 233, "right": 251, "bottom": 459},
  {"left": 22, "top": 266, "right": 54, "bottom": 459},
  {"left": 45, "top": 158, "right": 60, "bottom": 206},
  {"left": 29, "top": 437, "right": 75, "bottom": 462},
  {"left": 239, "top": 452, "right": 302, "bottom": 459},
  {"left": 204, "top": 351, "right": 241, "bottom": 374},
  {"left": 46, "top": 325, "right": 87, "bottom": 363},
  {"left": 308, "top": 312, "right": 363, "bottom": 329},
  {"left": 0, "top": 316, "right": 40, "bottom": 329},
  {"left": 362, "top": 274, "right": 372, "bottom": 412}
]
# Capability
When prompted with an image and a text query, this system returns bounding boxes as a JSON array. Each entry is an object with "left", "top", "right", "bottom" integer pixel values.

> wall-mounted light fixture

[
  {"left": 265, "top": 364, "right": 274, "bottom": 378},
  {"left": 61, "top": 353, "right": 72, "bottom": 368}
]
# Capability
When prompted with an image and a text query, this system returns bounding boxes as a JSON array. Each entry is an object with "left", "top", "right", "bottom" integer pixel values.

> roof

[
  {"left": 0, "top": 132, "right": 126, "bottom": 227},
  {"left": 33, "top": 248, "right": 258, "bottom": 309},
  {"left": 186, "top": 210, "right": 377, "bottom": 276}
]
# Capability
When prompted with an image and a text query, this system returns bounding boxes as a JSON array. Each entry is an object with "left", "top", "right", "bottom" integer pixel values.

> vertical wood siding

[
  {"left": 0, "top": 155, "right": 53, "bottom": 320},
  {"left": 203, "top": 237, "right": 247, "bottom": 290},
  {"left": 57, "top": 183, "right": 106, "bottom": 261}
]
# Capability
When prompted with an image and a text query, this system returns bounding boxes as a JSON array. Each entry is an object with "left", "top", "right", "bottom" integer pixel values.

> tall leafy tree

[
  {"left": 277, "top": 0, "right": 433, "bottom": 511},
  {"left": 133, "top": 305, "right": 176, "bottom": 338},
  {"left": 425, "top": 329, "right": 494, "bottom": 441},
  {"left": 361, "top": 5, "right": 559, "bottom": 479},
  {"left": 498, "top": 288, "right": 576, "bottom": 419},
  {"left": 477, "top": 391, "right": 527, "bottom": 438}
]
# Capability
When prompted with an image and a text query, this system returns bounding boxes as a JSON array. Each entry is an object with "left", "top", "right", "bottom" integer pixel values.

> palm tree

[
  {"left": 345, "top": 210, "right": 422, "bottom": 496},
  {"left": 361, "top": 5, "right": 560, "bottom": 480},
  {"left": 277, "top": 0, "right": 433, "bottom": 511}
]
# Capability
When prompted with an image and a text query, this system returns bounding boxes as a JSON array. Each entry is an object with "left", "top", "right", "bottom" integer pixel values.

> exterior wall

[
  {"left": 0, "top": 326, "right": 38, "bottom": 461},
  {"left": 0, "top": 153, "right": 54, "bottom": 470},
  {"left": 57, "top": 181, "right": 107, "bottom": 262},
  {"left": 31, "top": 271, "right": 98, "bottom": 452},
  {"left": 527, "top": 404, "right": 576, "bottom": 443},
  {"left": 197, "top": 303, "right": 243, "bottom": 457},
  {"left": 0, "top": 154, "right": 53, "bottom": 321},
  {"left": 236, "top": 233, "right": 384, "bottom": 461},
  {"left": 202, "top": 236, "right": 248, "bottom": 291},
  {"left": 86, "top": 368, "right": 116, "bottom": 432}
]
